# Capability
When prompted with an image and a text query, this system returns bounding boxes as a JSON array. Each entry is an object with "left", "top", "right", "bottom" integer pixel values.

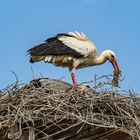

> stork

[{"left": 27, "top": 31, "right": 121, "bottom": 86}]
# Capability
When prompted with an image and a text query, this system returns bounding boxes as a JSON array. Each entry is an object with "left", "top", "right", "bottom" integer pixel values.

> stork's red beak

[
  {"left": 110, "top": 59, "right": 121, "bottom": 76},
  {"left": 109, "top": 58, "right": 121, "bottom": 86}
]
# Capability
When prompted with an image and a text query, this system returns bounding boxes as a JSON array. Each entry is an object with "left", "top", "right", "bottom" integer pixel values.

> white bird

[{"left": 27, "top": 31, "right": 121, "bottom": 86}]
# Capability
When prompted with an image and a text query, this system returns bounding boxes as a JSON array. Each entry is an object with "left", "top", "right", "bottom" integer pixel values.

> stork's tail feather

[
  {"left": 30, "top": 56, "right": 45, "bottom": 63},
  {"left": 30, "top": 57, "right": 34, "bottom": 63}
]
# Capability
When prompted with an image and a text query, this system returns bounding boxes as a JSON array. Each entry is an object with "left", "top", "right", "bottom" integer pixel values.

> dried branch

[{"left": 0, "top": 76, "right": 139, "bottom": 139}]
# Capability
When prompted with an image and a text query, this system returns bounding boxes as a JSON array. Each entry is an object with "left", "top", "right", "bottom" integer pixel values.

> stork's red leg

[{"left": 71, "top": 72, "right": 78, "bottom": 86}]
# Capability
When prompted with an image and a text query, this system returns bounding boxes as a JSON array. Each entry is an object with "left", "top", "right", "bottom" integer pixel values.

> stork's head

[{"left": 105, "top": 50, "right": 121, "bottom": 76}]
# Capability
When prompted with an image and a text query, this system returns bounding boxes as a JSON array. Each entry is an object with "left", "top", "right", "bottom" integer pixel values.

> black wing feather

[{"left": 27, "top": 34, "right": 83, "bottom": 58}]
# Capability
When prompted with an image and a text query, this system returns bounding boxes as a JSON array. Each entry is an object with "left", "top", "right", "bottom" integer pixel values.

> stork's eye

[{"left": 111, "top": 54, "right": 114, "bottom": 58}]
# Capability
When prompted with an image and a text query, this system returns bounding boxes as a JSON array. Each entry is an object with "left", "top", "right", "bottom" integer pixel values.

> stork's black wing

[{"left": 27, "top": 34, "right": 83, "bottom": 58}]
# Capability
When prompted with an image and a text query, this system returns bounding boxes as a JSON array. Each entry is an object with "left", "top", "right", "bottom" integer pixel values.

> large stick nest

[{"left": 0, "top": 77, "right": 140, "bottom": 139}]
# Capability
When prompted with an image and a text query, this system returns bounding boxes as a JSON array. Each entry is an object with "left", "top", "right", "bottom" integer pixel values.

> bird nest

[{"left": 0, "top": 76, "right": 140, "bottom": 140}]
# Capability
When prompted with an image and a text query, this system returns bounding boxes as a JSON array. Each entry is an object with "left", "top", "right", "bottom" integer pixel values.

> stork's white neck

[{"left": 94, "top": 51, "right": 108, "bottom": 65}]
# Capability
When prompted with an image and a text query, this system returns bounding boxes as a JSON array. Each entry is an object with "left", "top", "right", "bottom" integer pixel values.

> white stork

[{"left": 27, "top": 31, "right": 121, "bottom": 86}]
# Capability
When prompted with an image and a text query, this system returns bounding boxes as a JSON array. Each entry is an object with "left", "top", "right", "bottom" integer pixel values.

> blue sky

[{"left": 0, "top": 0, "right": 140, "bottom": 92}]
